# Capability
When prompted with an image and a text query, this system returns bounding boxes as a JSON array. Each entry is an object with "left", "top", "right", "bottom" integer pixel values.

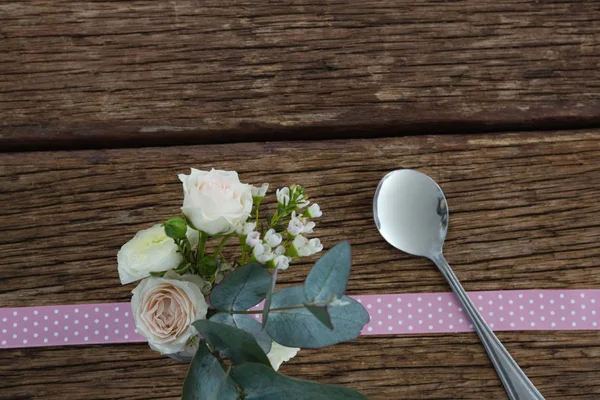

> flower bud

[{"left": 163, "top": 216, "right": 188, "bottom": 239}]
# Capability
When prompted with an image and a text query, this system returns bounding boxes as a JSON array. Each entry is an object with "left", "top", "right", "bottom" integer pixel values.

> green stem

[
  {"left": 197, "top": 231, "right": 208, "bottom": 258},
  {"left": 255, "top": 203, "right": 260, "bottom": 226},
  {"left": 214, "top": 233, "right": 233, "bottom": 256},
  {"left": 215, "top": 304, "right": 307, "bottom": 315}
]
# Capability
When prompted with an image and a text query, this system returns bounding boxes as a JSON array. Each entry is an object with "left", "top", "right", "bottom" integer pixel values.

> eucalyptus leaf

[
  {"left": 304, "top": 241, "right": 351, "bottom": 303},
  {"left": 210, "top": 263, "right": 271, "bottom": 311},
  {"left": 232, "top": 362, "right": 366, "bottom": 400},
  {"left": 210, "top": 313, "right": 272, "bottom": 354},
  {"left": 262, "top": 268, "right": 278, "bottom": 328},
  {"left": 182, "top": 343, "right": 238, "bottom": 400},
  {"left": 193, "top": 320, "right": 272, "bottom": 368},
  {"left": 304, "top": 305, "right": 333, "bottom": 330},
  {"left": 266, "top": 286, "right": 369, "bottom": 348}
]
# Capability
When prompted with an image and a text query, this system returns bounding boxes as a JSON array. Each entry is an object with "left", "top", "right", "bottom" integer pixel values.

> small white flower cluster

[
  {"left": 240, "top": 185, "right": 324, "bottom": 268},
  {"left": 276, "top": 186, "right": 309, "bottom": 208},
  {"left": 241, "top": 222, "right": 289, "bottom": 269}
]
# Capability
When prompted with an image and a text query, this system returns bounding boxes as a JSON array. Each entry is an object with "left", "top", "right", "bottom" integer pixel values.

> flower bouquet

[{"left": 117, "top": 169, "right": 369, "bottom": 399}]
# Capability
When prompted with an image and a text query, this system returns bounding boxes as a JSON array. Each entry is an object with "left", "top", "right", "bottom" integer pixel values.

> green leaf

[
  {"left": 193, "top": 320, "right": 272, "bottom": 368},
  {"left": 262, "top": 268, "right": 278, "bottom": 328},
  {"left": 231, "top": 362, "right": 366, "bottom": 400},
  {"left": 174, "top": 263, "right": 191, "bottom": 275},
  {"left": 210, "top": 313, "right": 272, "bottom": 354},
  {"left": 304, "top": 241, "right": 351, "bottom": 304},
  {"left": 200, "top": 257, "right": 218, "bottom": 277},
  {"left": 304, "top": 305, "right": 333, "bottom": 330},
  {"left": 149, "top": 271, "right": 166, "bottom": 277},
  {"left": 266, "top": 286, "right": 369, "bottom": 348},
  {"left": 182, "top": 343, "right": 238, "bottom": 400},
  {"left": 210, "top": 263, "right": 271, "bottom": 311}
]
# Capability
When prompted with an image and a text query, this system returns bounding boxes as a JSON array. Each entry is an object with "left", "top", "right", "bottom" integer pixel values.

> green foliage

[
  {"left": 304, "top": 305, "right": 334, "bottom": 330},
  {"left": 210, "top": 313, "right": 272, "bottom": 354},
  {"left": 193, "top": 320, "right": 272, "bottom": 368},
  {"left": 304, "top": 241, "right": 351, "bottom": 304},
  {"left": 210, "top": 263, "right": 271, "bottom": 311},
  {"left": 183, "top": 242, "right": 369, "bottom": 399},
  {"left": 231, "top": 363, "right": 366, "bottom": 400},
  {"left": 265, "top": 286, "right": 369, "bottom": 348},
  {"left": 261, "top": 269, "right": 278, "bottom": 328},
  {"left": 182, "top": 343, "right": 238, "bottom": 400}
]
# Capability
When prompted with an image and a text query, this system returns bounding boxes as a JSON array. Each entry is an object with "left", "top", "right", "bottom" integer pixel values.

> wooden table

[{"left": 1, "top": 2, "right": 599, "bottom": 399}]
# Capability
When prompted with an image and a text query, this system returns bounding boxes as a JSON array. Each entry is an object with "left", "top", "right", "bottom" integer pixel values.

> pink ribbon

[{"left": 1, "top": 290, "right": 598, "bottom": 349}]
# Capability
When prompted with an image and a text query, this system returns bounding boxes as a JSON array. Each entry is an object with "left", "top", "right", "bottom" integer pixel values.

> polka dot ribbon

[{"left": 1, "top": 290, "right": 598, "bottom": 349}]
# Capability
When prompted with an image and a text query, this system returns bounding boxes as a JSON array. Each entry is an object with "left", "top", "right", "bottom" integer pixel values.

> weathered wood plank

[
  {"left": 1, "top": 1, "right": 600, "bottom": 150},
  {"left": 1, "top": 131, "right": 600, "bottom": 398}
]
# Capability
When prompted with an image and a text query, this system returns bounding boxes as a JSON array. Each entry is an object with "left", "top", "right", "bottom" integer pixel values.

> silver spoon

[{"left": 373, "top": 169, "right": 544, "bottom": 400}]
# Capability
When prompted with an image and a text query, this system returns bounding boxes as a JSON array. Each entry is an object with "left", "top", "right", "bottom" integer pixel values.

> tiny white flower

[
  {"left": 275, "top": 245, "right": 286, "bottom": 255},
  {"left": 251, "top": 183, "right": 269, "bottom": 198},
  {"left": 237, "top": 222, "right": 256, "bottom": 235},
  {"left": 264, "top": 229, "right": 283, "bottom": 247},
  {"left": 308, "top": 238, "right": 323, "bottom": 254},
  {"left": 302, "top": 221, "right": 316, "bottom": 234},
  {"left": 287, "top": 212, "right": 304, "bottom": 236},
  {"left": 276, "top": 187, "right": 290, "bottom": 205},
  {"left": 253, "top": 243, "right": 275, "bottom": 264},
  {"left": 307, "top": 203, "right": 322, "bottom": 218},
  {"left": 273, "top": 255, "right": 290, "bottom": 270},
  {"left": 292, "top": 235, "right": 322, "bottom": 256},
  {"left": 245, "top": 231, "right": 261, "bottom": 247}
]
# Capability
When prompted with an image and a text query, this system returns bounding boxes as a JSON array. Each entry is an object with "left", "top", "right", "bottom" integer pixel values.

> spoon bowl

[
  {"left": 374, "top": 169, "right": 448, "bottom": 258},
  {"left": 374, "top": 169, "right": 544, "bottom": 400}
]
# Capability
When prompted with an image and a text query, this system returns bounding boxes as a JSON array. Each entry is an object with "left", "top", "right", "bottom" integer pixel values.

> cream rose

[
  {"left": 179, "top": 168, "right": 253, "bottom": 235},
  {"left": 267, "top": 341, "right": 300, "bottom": 371},
  {"left": 131, "top": 271, "right": 208, "bottom": 355},
  {"left": 117, "top": 224, "right": 199, "bottom": 285}
]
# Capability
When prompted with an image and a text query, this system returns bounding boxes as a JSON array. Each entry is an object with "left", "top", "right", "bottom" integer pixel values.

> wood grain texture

[
  {"left": 1, "top": 131, "right": 600, "bottom": 399},
  {"left": 1, "top": 1, "right": 600, "bottom": 150}
]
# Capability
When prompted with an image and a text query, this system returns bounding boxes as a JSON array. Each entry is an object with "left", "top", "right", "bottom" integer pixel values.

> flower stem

[
  {"left": 196, "top": 232, "right": 208, "bottom": 273},
  {"left": 214, "top": 233, "right": 233, "bottom": 256},
  {"left": 216, "top": 304, "right": 307, "bottom": 315}
]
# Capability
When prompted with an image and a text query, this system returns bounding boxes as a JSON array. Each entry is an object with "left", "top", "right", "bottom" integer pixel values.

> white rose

[
  {"left": 131, "top": 271, "right": 208, "bottom": 355},
  {"left": 117, "top": 224, "right": 199, "bottom": 285},
  {"left": 267, "top": 341, "right": 300, "bottom": 371},
  {"left": 179, "top": 168, "right": 253, "bottom": 235}
]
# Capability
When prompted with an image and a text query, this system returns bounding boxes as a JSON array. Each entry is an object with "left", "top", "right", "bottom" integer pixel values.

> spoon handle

[{"left": 431, "top": 253, "right": 544, "bottom": 400}]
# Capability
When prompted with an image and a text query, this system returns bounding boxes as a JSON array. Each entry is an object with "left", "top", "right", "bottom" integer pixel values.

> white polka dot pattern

[
  {"left": 354, "top": 290, "right": 599, "bottom": 335},
  {"left": 0, "top": 303, "right": 144, "bottom": 348},
  {"left": 1, "top": 290, "right": 599, "bottom": 348}
]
